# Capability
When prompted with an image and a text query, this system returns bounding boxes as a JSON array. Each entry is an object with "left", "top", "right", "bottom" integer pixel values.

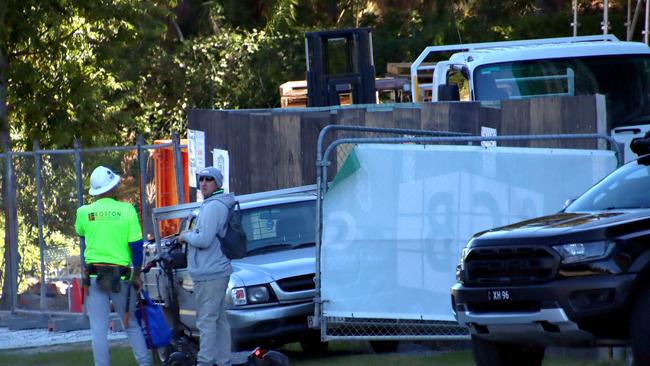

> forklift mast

[{"left": 305, "top": 28, "right": 376, "bottom": 107}]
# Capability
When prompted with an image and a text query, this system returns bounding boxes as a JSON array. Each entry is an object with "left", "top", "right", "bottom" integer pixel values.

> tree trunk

[
  {"left": 0, "top": 45, "right": 12, "bottom": 310},
  {"left": 0, "top": 0, "right": 17, "bottom": 309},
  {"left": 326, "top": 0, "right": 338, "bottom": 24}
]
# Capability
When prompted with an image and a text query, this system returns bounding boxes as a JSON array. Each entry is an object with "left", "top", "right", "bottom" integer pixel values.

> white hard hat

[{"left": 89, "top": 166, "right": 121, "bottom": 196}]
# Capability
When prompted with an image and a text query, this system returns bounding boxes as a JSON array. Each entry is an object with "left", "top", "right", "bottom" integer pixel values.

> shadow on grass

[
  {"left": 276, "top": 341, "right": 475, "bottom": 366},
  {"left": 0, "top": 341, "right": 472, "bottom": 366},
  {"left": 0, "top": 341, "right": 632, "bottom": 366}
]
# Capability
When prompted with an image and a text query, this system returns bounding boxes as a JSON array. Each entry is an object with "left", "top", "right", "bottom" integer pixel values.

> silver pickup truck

[{"left": 142, "top": 186, "right": 326, "bottom": 352}]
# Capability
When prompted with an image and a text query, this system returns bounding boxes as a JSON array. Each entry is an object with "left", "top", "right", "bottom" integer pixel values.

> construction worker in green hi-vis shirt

[{"left": 75, "top": 166, "right": 151, "bottom": 366}]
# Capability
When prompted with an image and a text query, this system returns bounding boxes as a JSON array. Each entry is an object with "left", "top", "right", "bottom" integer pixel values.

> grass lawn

[{"left": 0, "top": 341, "right": 631, "bottom": 366}]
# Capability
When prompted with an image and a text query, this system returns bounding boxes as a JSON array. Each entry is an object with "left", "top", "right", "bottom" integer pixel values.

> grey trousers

[
  {"left": 86, "top": 279, "right": 151, "bottom": 366},
  {"left": 194, "top": 276, "right": 232, "bottom": 366}
]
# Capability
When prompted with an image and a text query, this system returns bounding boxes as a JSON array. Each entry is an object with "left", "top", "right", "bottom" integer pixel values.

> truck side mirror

[
  {"left": 438, "top": 84, "right": 460, "bottom": 101},
  {"left": 631, "top": 131, "right": 650, "bottom": 157}
]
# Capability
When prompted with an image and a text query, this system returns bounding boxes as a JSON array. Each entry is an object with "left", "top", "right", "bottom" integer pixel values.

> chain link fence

[
  {"left": 0, "top": 135, "right": 186, "bottom": 314},
  {"left": 323, "top": 317, "right": 469, "bottom": 340},
  {"left": 315, "top": 127, "right": 623, "bottom": 341}
]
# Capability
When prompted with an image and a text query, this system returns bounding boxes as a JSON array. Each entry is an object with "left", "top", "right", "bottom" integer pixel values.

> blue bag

[{"left": 135, "top": 289, "right": 172, "bottom": 349}]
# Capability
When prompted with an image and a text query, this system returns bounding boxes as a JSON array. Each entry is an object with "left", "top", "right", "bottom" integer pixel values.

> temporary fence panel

[
  {"left": 44, "top": 153, "right": 82, "bottom": 307},
  {"left": 319, "top": 143, "right": 617, "bottom": 339},
  {"left": 0, "top": 137, "right": 185, "bottom": 313},
  {"left": 13, "top": 153, "right": 42, "bottom": 310}
]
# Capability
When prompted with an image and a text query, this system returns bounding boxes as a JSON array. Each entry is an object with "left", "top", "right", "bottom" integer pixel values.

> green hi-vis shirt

[{"left": 74, "top": 197, "right": 142, "bottom": 266}]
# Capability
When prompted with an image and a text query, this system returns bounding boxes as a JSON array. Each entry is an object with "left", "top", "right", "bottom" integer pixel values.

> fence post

[
  {"left": 172, "top": 133, "right": 185, "bottom": 204},
  {"left": 33, "top": 140, "right": 47, "bottom": 310},
  {"left": 137, "top": 135, "right": 149, "bottom": 241},
  {"left": 73, "top": 140, "right": 86, "bottom": 273},
  {"left": 2, "top": 133, "right": 18, "bottom": 312}
]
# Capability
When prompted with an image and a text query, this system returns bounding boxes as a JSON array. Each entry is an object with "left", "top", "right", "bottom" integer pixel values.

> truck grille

[
  {"left": 276, "top": 274, "right": 315, "bottom": 292},
  {"left": 464, "top": 246, "right": 558, "bottom": 285}
]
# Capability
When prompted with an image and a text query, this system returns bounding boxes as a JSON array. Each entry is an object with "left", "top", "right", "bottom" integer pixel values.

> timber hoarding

[{"left": 187, "top": 95, "right": 606, "bottom": 196}]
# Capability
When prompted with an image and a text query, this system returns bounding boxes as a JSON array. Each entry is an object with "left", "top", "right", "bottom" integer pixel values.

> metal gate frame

[
  {"left": 313, "top": 126, "right": 622, "bottom": 341},
  {"left": 0, "top": 134, "right": 186, "bottom": 313}
]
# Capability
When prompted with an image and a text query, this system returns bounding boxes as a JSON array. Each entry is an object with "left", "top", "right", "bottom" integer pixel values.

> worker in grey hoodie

[{"left": 179, "top": 166, "right": 234, "bottom": 366}]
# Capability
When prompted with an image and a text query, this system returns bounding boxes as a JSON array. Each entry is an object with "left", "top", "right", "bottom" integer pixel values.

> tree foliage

[
  {"left": 136, "top": 29, "right": 305, "bottom": 136},
  {"left": 1, "top": 0, "right": 641, "bottom": 149},
  {"left": 1, "top": 0, "right": 171, "bottom": 150},
  {"left": 0, "top": 0, "right": 174, "bottom": 307}
]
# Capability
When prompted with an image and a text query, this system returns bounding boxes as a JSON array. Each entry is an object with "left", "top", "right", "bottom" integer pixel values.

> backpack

[{"left": 217, "top": 200, "right": 248, "bottom": 259}]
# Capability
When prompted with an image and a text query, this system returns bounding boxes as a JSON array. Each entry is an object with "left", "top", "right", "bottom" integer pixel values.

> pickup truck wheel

[
  {"left": 471, "top": 336, "right": 544, "bottom": 366},
  {"left": 369, "top": 340, "right": 399, "bottom": 354},
  {"left": 631, "top": 284, "right": 650, "bottom": 366}
]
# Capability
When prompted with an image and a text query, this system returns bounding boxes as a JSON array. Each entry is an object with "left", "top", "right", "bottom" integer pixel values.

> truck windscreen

[
  {"left": 241, "top": 200, "right": 316, "bottom": 253},
  {"left": 565, "top": 158, "right": 650, "bottom": 212},
  {"left": 474, "top": 54, "right": 650, "bottom": 129}
]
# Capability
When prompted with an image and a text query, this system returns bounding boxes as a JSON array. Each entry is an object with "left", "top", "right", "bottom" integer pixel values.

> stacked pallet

[{"left": 279, "top": 76, "right": 410, "bottom": 108}]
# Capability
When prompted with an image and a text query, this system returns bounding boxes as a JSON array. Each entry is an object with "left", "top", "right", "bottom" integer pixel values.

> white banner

[
  {"left": 321, "top": 144, "right": 616, "bottom": 321},
  {"left": 187, "top": 129, "right": 206, "bottom": 188},
  {"left": 481, "top": 126, "right": 497, "bottom": 148},
  {"left": 212, "top": 148, "right": 230, "bottom": 193}
]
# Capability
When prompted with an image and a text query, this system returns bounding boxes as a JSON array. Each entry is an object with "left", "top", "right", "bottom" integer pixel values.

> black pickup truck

[{"left": 452, "top": 144, "right": 650, "bottom": 366}]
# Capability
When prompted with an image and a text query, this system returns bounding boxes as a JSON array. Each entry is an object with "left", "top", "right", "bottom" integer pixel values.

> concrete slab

[
  {"left": 7, "top": 314, "right": 49, "bottom": 330},
  {"left": 48, "top": 312, "right": 123, "bottom": 332},
  {"left": 48, "top": 316, "right": 89, "bottom": 332},
  {"left": 0, "top": 312, "right": 12, "bottom": 327}
]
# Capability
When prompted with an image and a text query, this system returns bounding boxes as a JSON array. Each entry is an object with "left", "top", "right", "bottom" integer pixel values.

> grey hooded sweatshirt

[{"left": 183, "top": 192, "right": 235, "bottom": 282}]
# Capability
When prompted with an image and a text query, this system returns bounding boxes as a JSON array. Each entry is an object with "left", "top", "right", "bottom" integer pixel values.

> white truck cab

[{"left": 410, "top": 35, "right": 650, "bottom": 161}]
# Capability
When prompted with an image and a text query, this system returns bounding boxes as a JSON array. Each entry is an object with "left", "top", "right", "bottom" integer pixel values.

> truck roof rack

[
  {"left": 151, "top": 184, "right": 317, "bottom": 218},
  {"left": 236, "top": 184, "right": 316, "bottom": 203},
  {"left": 410, "top": 35, "right": 620, "bottom": 102}
]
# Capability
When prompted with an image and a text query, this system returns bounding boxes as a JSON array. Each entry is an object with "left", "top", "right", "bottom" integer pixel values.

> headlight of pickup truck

[
  {"left": 230, "top": 285, "right": 272, "bottom": 306},
  {"left": 455, "top": 246, "right": 471, "bottom": 281},
  {"left": 459, "top": 247, "right": 470, "bottom": 270},
  {"left": 552, "top": 240, "right": 613, "bottom": 264}
]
